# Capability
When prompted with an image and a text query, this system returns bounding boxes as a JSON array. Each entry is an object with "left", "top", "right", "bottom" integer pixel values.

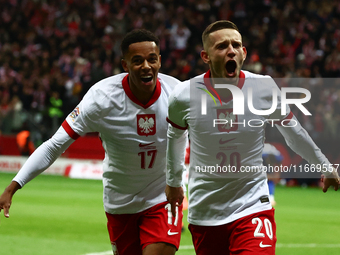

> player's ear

[
  {"left": 159, "top": 55, "right": 161, "bottom": 68},
  {"left": 201, "top": 50, "right": 210, "bottom": 64},
  {"left": 121, "top": 59, "right": 129, "bottom": 72},
  {"left": 242, "top": 46, "right": 247, "bottom": 61}
]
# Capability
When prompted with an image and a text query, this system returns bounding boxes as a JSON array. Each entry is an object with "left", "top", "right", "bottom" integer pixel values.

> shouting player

[
  {"left": 165, "top": 20, "right": 339, "bottom": 255},
  {"left": 0, "top": 29, "right": 183, "bottom": 255}
]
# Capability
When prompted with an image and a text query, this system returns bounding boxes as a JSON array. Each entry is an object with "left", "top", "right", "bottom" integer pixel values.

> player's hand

[
  {"left": 321, "top": 169, "right": 340, "bottom": 193},
  {"left": 0, "top": 181, "right": 21, "bottom": 221},
  {"left": 165, "top": 185, "right": 184, "bottom": 217},
  {"left": 0, "top": 190, "right": 12, "bottom": 220}
]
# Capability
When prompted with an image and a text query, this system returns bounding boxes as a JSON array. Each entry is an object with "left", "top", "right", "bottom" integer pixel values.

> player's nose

[
  {"left": 226, "top": 45, "right": 236, "bottom": 57},
  {"left": 141, "top": 59, "right": 151, "bottom": 69}
]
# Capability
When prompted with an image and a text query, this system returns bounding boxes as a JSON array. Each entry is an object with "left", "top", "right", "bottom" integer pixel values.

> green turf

[
  {"left": 1, "top": 172, "right": 339, "bottom": 255},
  {"left": 0, "top": 173, "right": 110, "bottom": 255}
]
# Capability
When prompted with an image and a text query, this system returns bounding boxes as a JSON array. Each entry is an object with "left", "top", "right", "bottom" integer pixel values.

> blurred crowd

[{"left": 0, "top": 0, "right": 340, "bottom": 155}]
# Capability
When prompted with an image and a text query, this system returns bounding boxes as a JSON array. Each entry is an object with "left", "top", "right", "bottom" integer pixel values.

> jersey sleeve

[
  {"left": 166, "top": 84, "right": 189, "bottom": 130},
  {"left": 166, "top": 82, "right": 189, "bottom": 187},
  {"left": 266, "top": 76, "right": 291, "bottom": 120},
  {"left": 63, "top": 87, "right": 106, "bottom": 137},
  {"left": 166, "top": 124, "right": 188, "bottom": 187},
  {"left": 276, "top": 114, "right": 334, "bottom": 176},
  {"left": 13, "top": 127, "right": 74, "bottom": 187}
]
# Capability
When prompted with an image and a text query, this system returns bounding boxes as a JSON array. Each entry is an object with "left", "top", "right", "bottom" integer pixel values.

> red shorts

[
  {"left": 189, "top": 209, "right": 276, "bottom": 255},
  {"left": 106, "top": 201, "right": 183, "bottom": 255}
]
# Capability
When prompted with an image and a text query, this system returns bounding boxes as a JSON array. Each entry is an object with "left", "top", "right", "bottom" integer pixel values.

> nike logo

[
  {"left": 219, "top": 138, "right": 236, "bottom": 144},
  {"left": 259, "top": 241, "right": 272, "bottom": 248},
  {"left": 139, "top": 142, "right": 155, "bottom": 147},
  {"left": 167, "top": 229, "right": 179, "bottom": 236}
]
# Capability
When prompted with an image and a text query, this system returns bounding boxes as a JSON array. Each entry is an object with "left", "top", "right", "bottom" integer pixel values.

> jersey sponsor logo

[
  {"left": 216, "top": 109, "right": 238, "bottom": 132},
  {"left": 259, "top": 241, "right": 272, "bottom": 248},
  {"left": 137, "top": 114, "right": 156, "bottom": 136},
  {"left": 167, "top": 229, "right": 179, "bottom": 235},
  {"left": 69, "top": 107, "right": 80, "bottom": 122},
  {"left": 219, "top": 138, "right": 236, "bottom": 144}
]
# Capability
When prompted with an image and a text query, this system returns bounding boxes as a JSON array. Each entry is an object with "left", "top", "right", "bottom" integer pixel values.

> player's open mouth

[
  {"left": 225, "top": 60, "right": 237, "bottom": 76},
  {"left": 141, "top": 75, "right": 153, "bottom": 83}
]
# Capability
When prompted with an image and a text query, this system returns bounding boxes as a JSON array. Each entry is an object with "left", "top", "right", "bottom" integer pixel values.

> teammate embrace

[{"left": 1, "top": 21, "right": 339, "bottom": 255}]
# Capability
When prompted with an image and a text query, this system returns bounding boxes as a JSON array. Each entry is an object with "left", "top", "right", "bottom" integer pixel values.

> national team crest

[
  {"left": 137, "top": 114, "right": 156, "bottom": 136},
  {"left": 216, "top": 109, "right": 238, "bottom": 132}
]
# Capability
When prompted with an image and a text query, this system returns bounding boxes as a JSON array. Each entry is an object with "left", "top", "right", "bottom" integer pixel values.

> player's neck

[
  {"left": 130, "top": 85, "right": 155, "bottom": 105},
  {"left": 211, "top": 76, "right": 239, "bottom": 99}
]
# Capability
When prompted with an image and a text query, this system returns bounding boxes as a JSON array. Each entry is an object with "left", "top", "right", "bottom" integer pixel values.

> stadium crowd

[{"left": 0, "top": 0, "right": 340, "bottom": 160}]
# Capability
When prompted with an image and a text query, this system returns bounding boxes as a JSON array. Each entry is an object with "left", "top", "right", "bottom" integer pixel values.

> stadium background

[{"left": 0, "top": 0, "right": 340, "bottom": 254}]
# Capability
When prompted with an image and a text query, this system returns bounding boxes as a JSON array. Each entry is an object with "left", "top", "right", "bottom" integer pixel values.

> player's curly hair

[{"left": 121, "top": 29, "right": 160, "bottom": 57}]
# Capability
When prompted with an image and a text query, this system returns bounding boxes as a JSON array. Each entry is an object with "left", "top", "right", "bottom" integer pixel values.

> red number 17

[{"left": 138, "top": 150, "right": 157, "bottom": 169}]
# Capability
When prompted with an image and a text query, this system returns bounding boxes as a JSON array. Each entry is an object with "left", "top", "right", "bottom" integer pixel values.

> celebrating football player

[
  {"left": 0, "top": 29, "right": 183, "bottom": 255},
  {"left": 165, "top": 20, "right": 340, "bottom": 255}
]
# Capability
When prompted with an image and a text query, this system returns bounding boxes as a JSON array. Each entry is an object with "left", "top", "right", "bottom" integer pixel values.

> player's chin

[{"left": 140, "top": 80, "right": 157, "bottom": 93}]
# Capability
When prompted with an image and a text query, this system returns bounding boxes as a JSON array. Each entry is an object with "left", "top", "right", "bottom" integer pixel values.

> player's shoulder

[
  {"left": 242, "top": 70, "right": 271, "bottom": 79},
  {"left": 169, "top": 73, "right": 205, "bottom": 106},
  {"left": 172, "top": 73, "right": 204, "bottom": 94},
  {"left": 82, "top": 73, "right": 127, "bottom": 107},
  {"left": 170, "top": 77, "right": 191, "bottom": 99},
  {"left": 90, "top": 73, "right": 126, "bottom": 94},
  {"left": 157, "top": 73, "right": 181, "bottom": 89},
  {"left": 242, "top": 70, "right": 277, "bottom": 89}
]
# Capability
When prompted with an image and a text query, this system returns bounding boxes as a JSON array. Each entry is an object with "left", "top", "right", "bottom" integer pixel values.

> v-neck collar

[
  {"left": 202, "top": 70, "right": 245, "bottom": 104},
  {"left": 122, "top": 74, "right": 161, "bottom": 109}
]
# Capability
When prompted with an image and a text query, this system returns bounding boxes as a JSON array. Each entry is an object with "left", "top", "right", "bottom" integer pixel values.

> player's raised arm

[{"left": 275, "top": 114, "right": 340, "bottom": 192}]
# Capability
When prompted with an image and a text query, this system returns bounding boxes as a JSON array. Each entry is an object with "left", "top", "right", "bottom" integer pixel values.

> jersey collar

[
  {"left": 122, "top": 74, "right": 161, "bottom": 109},
  {"left": 203, "top": 70, "right": 245, "bottom": 104}
]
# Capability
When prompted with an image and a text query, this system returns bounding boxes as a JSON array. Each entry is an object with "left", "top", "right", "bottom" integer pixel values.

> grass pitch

[{"left": 0, "top": 172, "right": 339, "bottom": 255}]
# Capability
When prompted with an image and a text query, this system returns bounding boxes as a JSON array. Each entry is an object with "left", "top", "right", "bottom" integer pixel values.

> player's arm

[
  {"left": 165, "top": 87, "right": 188, "bottom": 217},
  {"left": 0, "top": 126, "right": 76, "bottom": 220},
  {"left": 166, "top": 123, "right": 187, "bottom": 217},
  {"left": 276, "top": 114, "right": 340, "bottom": 192}
]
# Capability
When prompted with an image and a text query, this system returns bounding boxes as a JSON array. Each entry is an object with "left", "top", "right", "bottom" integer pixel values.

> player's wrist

[
  {"left": 5, "top": 181, "right": 21, "bottom": 195},
  {"left": 323, "top": 167, "right": 339, "bottom": 179}
]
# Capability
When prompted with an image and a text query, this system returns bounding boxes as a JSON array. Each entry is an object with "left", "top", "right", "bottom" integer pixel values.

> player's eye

[
  {"left": 217, "top": 44, "right": 227, "bottom": 50},
  {"left": 133, "top": 59, "right": 143, "bottom": 64},
  {"left": 232, "top": 42, "right": 241, "bottom": 48},
  {"left": 149, "top": 57, "right": 158, "bottom": 63}
]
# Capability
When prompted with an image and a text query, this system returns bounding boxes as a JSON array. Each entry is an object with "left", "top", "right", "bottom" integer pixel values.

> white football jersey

[
  {"left": 63, "top": 73, "right": 179, "bottom": 214},
  {"left": 167, "top": 70, "right": 290, "bottom": 226}
]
